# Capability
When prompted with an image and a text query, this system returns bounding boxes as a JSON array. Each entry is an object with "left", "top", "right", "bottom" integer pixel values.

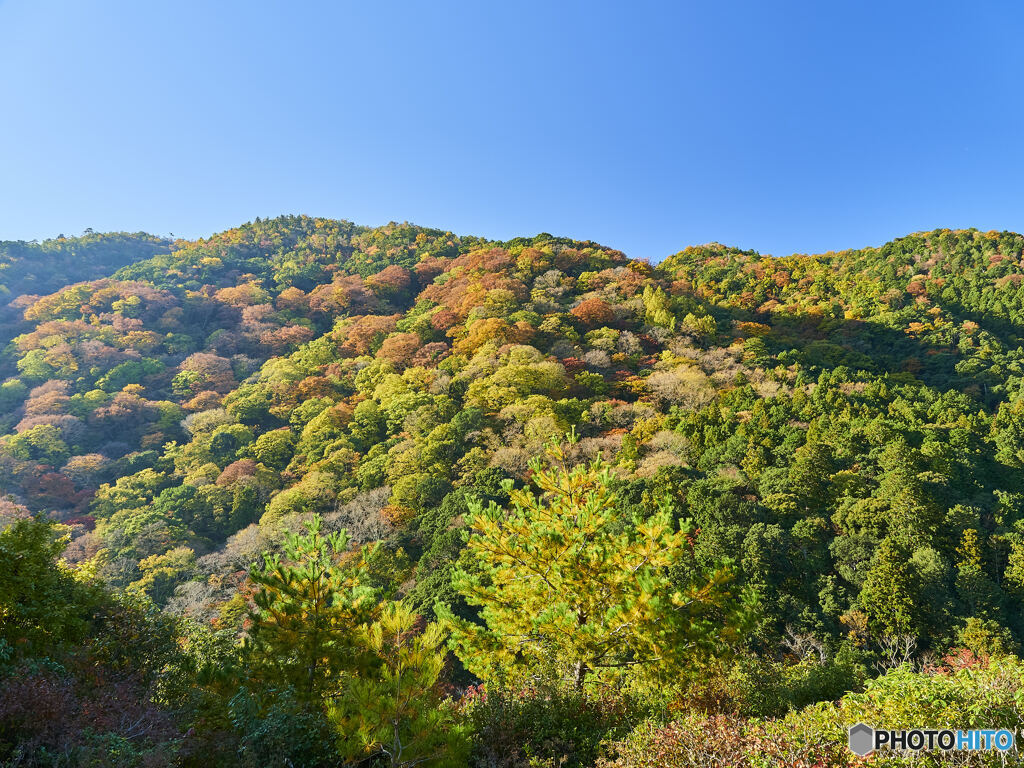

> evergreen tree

[
  {"left": 331, "top": 602, "right": 467, "bottom": 767},
  {"left": 246, "top": 515, "right": 375, "bottom": 704},
  {"left": 859, "top": 536, "right": 920, "bottom": 639},
  {"left": 954, "top": 528, "right": 1002, "bottom": 619},
  {"left": 994, "top": 396, "right": 1024, "bottom": 467},
  {"left": 876, "top": 440, "right": 939, "bottom": 548},
  {"left": 0, "top": 517, "right": 93, "bottom": 655},
  {"left": 442, "top": 438, "right": 754, "bottom": 692}
]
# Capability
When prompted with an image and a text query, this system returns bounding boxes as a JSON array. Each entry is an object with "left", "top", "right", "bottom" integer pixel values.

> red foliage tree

[
  {"left": 570, "top": 298, "right": 616, "bottom": 328},
  {"left": 336, "top": 314, "right": 400, "bottom": 356},
  {"left": 365, "top": 265, "right": 412, "bottom": 297},
  {"left": 259, "top": 324, "right": 315, "bottom": 353},
  {"left": 377, "top": 332, "right": 423, "bottom": 368},
  {"left": 178, "top": 353, "right": 236, "bottom": 394}
]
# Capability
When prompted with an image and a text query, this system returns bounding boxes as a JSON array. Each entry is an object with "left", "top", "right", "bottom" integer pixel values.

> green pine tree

[
  {"left": 246, "top": 514, "right": 375, "bottom": 704},
  {"left": 859, "top": 536, "right": 920, "bottom": 639},
  {"left": 954, "top": 528, "right": 1003, "bottom": 619},
  {"left": 441, "top": 438, "right": 754, "bottom": 692},
  {"left": 330, "top": 601, "right": 467, "bottom": 767}
]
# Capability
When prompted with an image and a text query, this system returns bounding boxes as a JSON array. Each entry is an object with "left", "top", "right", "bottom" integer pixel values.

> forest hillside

[{"left": 4, "top": 217, "right": 1024, "bottom": 767}]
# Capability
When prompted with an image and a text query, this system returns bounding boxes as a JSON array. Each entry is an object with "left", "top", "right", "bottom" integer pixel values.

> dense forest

[{"left": 4, "top": 217, "right": 1024, "bottom": 766}]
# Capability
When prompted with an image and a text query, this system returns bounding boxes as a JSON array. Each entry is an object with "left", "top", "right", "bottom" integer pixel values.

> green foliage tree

[
  {"left": 0, "top": 517, "right": 93, "bottom": 655},
  {"left": 330, "top": 601, "right": 467, "bottom": 767},
  {"left": 858, "top": 536, "right": 920, "bottom": 639},
  {"left": 129, "top": 546, "right": 197, "bottom": 605},
  {"left": 246, "top": 515, "right": 375, "bottom": 704},
  {"left": 954, "top": 528, "right": 1002, "bottom": 619},
  {"left": 642, "top": 285, "right": 676, "bottom": 329},
  {"left": 443, "top": 438, "right": 753, "bottom": 692},
  {"left": 993, "top": 395, "right": 1024, "bottom": 467},
  {"left": 250, "top": 428, "right": 297, "bottom": 471}
]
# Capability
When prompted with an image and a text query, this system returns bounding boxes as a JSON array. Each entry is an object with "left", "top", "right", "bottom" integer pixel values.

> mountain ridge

[{"left": 8, "top": 217, "right": 1020, "bottom": 276}]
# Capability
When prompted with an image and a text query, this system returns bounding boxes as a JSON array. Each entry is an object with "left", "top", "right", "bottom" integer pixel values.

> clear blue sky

[{"left": 1, "top": 0, "right": 1022, "bottom": 260}]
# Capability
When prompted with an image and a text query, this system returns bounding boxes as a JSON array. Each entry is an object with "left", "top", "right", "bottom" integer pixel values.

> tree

[
  {"left": 644, "top": 365, "right": 715, "bottom": 410},
  {"left": 993, "top": 396, "right": 1024, "bottom": 467},
  {"left": 442, "top": 438, "right": 752, "bottom": 692},
  {"left": 365, "top": 265, "right": 413, "bottom": 299},
  {"left": 330, "top": 602, "right": 467, "bottom": 767},
  {"left": 250, "top": 428, "right": 296, "bottom": 471},
  {"left": 246, "top": 515, "right": 375, "bottom": 705},
  {"left": 570, "top": 298, "right": 615, "bottom": 328},
  {"left": 176, "top": 352, "right": 236, "bottom": 394},
  {"left": 129, "top": 546, "right": 197, "bottom": 605},
  {"left": 875, "top": 440, "right": 939, "bottom": 547},
  {"left": 786, "top": 439, "right": 834, "bottom": 514},
  {"left": 379, "top": 332, "right": 423, "bottom": 369},
  {"left": 339, "top": 314, "right": 400, "bottom": 356},
  {"left": 0, "top": 517, "right": 92, "bottom": 655},
  {"left": 858, "top": 536, "right": 920, "bottom": 640},
  {"left": 464, "top": 346, "right": 570, "bottom": 411},
  {"left": 4, "top": 424, "right": 68, "bottom": 466},
  {"left": 954, "top": 528, "right": 1002, "bottom": 619},
  {"left": 641, "top": 285, "right": 676, "bottom": 329}
]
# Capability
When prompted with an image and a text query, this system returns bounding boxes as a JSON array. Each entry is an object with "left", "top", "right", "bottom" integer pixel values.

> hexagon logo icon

[{"left": 848, "top": 723, "right": 875, "bottom": 756}]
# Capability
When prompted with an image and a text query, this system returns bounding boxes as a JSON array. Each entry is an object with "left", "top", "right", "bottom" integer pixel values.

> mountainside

[
  {"left": 0, "top": 231, "right": 172, "bottom": 305},
  {"left": 4, "top": 217, "right": 1024, "bottom": 765}
]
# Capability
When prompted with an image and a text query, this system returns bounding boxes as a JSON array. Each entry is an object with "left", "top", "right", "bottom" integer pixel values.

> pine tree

[
  {"left": 330, "top": 602, "right": 467, "bottom": 767},
  {"left": 441, "top": 438, "right": 753, "bottom": 692},
  {"left": 786, "top": 439, "right": 834, "bottom": 514},
  {"left": 954, "top": 528, "right": 1002, "bottom": 619},
  {"left": 876, "top": 439, "right": 939, "bottom": 547},
  {"left": 1003, "top": 537, "right": 1024, "bottom": 597},
  {"left": 246, "top": 514, "right": 375, "bottom": 704},
  {"left": 858, "top": 536, "right": 920, "bottom": 639},
  {"left": 993, "top": 396, "right": 1024, "bottom": 467}
]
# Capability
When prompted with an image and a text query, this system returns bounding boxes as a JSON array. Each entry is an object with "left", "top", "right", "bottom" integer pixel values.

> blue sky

[{"left": 1, "top": 0, "right": 1022, "bottom": 260}]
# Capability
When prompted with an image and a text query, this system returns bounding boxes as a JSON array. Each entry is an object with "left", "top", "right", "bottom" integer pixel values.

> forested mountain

[
  {"left": 0, "top": 232, "right": 173, "bottom": 358},
  {"left": 4, "top": 217, "right": 1024, "bottom": 766},
  {"left": 0, "top": 231, "right": 172, "bottom": 306}
]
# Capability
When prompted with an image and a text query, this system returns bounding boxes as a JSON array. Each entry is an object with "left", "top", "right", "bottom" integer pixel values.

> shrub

[
  {"left": 706, "top": 655, "right": 867, "bottom": 717},
  {"left": 228, "top": 686, "right": 337, "bottom": 768},
  {"left": 597, "top": 714, "right": 850, "bottom": 768},
  {"left": 464, "top": 681, "right": 640, "bottom": 768}
]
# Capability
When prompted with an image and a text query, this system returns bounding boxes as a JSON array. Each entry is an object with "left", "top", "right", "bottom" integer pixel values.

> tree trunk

[{"left": 572, "top": 660, "right": 588, "bottom": 691}]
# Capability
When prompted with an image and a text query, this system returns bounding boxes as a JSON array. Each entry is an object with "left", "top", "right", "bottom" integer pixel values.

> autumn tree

[
  {"left": 338, "top": 314, "right": 400, "bottom": 356},
  {"left": 378, "top": 332, "right": 423, "bottom": 369},
  {"left": 365, "top": 265, "right": 413, "bottom": 299},
  {"left": 173, "top": 352, "right": 236, "bottom": 399},
  {"left": 569, "top": 297, "right": 615, "bottom": 328}
]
